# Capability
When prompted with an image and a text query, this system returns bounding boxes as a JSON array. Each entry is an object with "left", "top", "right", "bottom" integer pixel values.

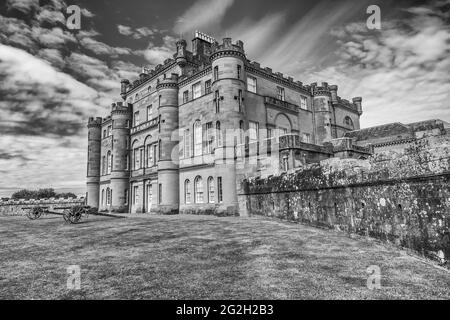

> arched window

[
  {"left": 344, "top": 116, "right": 354, "bottom": 129},
  {"left": 147, "top": 86, "right": 152, "bottom": 93},
  {"left": 216, "top": 121, "right": 222, "bottom": 147},
  {"left": 207, "top": 177, "right": 215, "bottom": 204},
  {"left": 194, "top": 121, "right": 202, "bottom": 156},
  {"left": 185, "top": 180, "right": 191, "bottom": 204},
  {"left": 106, "top": 188, "right": 111, "bottom": 205},
  {"left": 107, "top": 151, "right": 112, "bottom": 174},
  {"left": 194, "top": 176, "right": 203, "bottom": 203}
]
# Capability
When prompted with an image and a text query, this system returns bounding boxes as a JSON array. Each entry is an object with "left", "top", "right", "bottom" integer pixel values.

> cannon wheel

[
  {"left": 27, "top": 207, "right": 44, "bottom": 220},
  {"left": 67, "top": 206, "right": 85, "bottom": 224}
]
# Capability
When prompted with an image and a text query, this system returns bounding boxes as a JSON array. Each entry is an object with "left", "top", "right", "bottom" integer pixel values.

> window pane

[{"left": 193, "top": 82, "right": 202, "bottom": 99}]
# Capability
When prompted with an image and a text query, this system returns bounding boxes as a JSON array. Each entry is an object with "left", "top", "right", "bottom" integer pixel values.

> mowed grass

[{"left": 0, "top": 214, "right": 449, "bottom": 300}]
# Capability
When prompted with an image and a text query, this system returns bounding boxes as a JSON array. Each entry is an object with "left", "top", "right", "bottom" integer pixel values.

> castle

[{"left": 86, "top": 31, "right": 372, "bottom": 215}]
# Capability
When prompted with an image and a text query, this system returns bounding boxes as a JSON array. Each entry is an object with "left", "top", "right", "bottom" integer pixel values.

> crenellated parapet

[
  {"left": 210, "top": 37, "right": 246, "bottom": 61},
  {"left": 156, "top": 73, "right": 179, "bottom": 90},
  {"left": 111, "top": 101, "right": 131, "bottom": 115},
  {"left": 87, "top": 117, "right": 103, "bottom": 128}
]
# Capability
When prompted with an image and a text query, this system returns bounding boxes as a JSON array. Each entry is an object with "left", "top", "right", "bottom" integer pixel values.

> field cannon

[{"left": 22, "top": 205, "right": 125, "bottom": 224}]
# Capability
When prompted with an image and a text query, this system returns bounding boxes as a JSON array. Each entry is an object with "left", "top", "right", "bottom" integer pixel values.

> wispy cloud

[
  {"left": 117, "top": 24, "right": 155, "bottom": 39},
  {"left": 174, "top": 0, "right": 235, "bottom": 35}
]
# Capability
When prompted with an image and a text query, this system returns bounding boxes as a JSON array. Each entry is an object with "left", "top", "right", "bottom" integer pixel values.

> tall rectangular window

[
  {"left": 183, "top": 90, "right": 189, "bottom": 104},
  {"left": 238, "top": 89, "right": 243, "bottom": 112},
  {"left": 107, "top": 125, "right": 112, "bottom": 136},
  {"left": 214, "top": 66, "right": 219, "bottom": 81},
  {"left": 147, "top": 144, "right": 153, "bottom": 167},
  {"left": 277, "top": 87, "right": 285, "bottom": 101},
  {"left": 205, "top": 80, "right": 211, "bottom": 94},
  {"left": 217, "top": 177, "right": 223, "bottom": 203},
  {"left": 237, "top": 65, "right": 241, "bottom": 79},
  {"left": 124, "top": 189, "right": 128, "bottom": 205},
  {"left": 184, "top": 129, "right": 191, "bottom": 158},
  {"left": 147, "top": 105, "right": 153, "bottom": 121},
  {"left": 247, "top": 76, "right": 257, "bottom": 93},
  {"left": 158, "top": 184, "right": 162, "bottom": 204},
  {"left": 134, "top": 111, "right": 140, "bottom": 126},
  {"left": 140, "top": 148, "right": 144, "bottom": 169},
  {"left": 215, "top": 90, "right": 220, "bottom": 113},
  {"left": 300, "top": 96, "right": 308, "bottom": 110},
  {"left": 249, "top": 121, "right": 259, "bottom": 142},
  {"left": 192, "top": 82, "right": 202, "bottom": 99},
  {"left": 133, "top": 186, "right": 138, "bottom": 205},
  {"left": 153, "top": 144, "right": 158, "bottom": 163},
  {"left": 206, "top": 122, "right": 213, "bottom": 153}
]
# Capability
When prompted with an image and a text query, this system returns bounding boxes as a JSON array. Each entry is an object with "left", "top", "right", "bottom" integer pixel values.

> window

[
  {"left": 147, "top": 144, "right": 153, "bottom": 167},
  {"left": 206, "top": 122, "right": 213, "bottom": 153},
  {"left": 102, "top": 156, "right": 106, "bottom": 175},
  {"left": 101, "top": 189, "right": 104, "bottom": 206},
  {"left": 103, "top": 129, "right": 106, "bottom": 138},
  {"left": 158, "top": 95, "right": 161, "bottom": 107},
  {"left": 183, "top": 90, "right": 189, "bottom": 104},
  {"left": 216, "top": 122, "right": 222, "bottom": 147},
  {"left": 277, "top": 87, "right": 285, "bottom": 101},
  {"left": 184, "top": 129, "right": 191, "bottom": 158},
  {"left": 267, "top": 128, "right": 273, "bottom": 139},
  {"left": 208, "top": 177, "right": 215, "bottom": 203},
  {"left": 106, "top": 188, "right": 111, "bottom": 205},
  {"left": 214, "top": 66, "right": 219, "bottom": 81},
  {"left": 344, "top": 116, "right": 354, "bottom": 129},
  {"left": 237, "top": 65, "right": 241, "bottom": 79},
  {"left": 133, "top": 186, "right": 138, "bottom": 205},
  {"left": 134, "top": 147, "right": 143, "bottom": 169},
  {"left": 124, "top": 189, "right": 128, "bottom": 205},
  {"left": 147, "top": 105, "right": 153, "bottom": 121},
  {"left": 239, "top": 120, "right": 244, "bottom": 144},
  {"left": 125, "top": 153, "right": 129, "bottom": 170},
  {"left": 153, "top": 144, "right": 158, "bottom": 163},
  {"left": 194, "top": 121, "right": 202, "bottom": 156},
  {"left": 194, "top": 176, "right": 204, "bottom": 203},
  {"left": 302, "top": 133, "right": 311, "bottom": 143},
  {"left": 205, "top": 80, "right": 211, "bottom": 94},
  {"left": 134, "top": 111, "right": 140, "bottom": 126},
  {"left": 192, "top": 82, "right": 202, "bottom": 99},
  {"left": 300, "top": 96, "right": 308, "bottom": 110},
  {"left": 247, "top": 76, "right": 257, "bottom": 93},
  {"left": 238, "top": 89, "right": 243, "bottom": 112},
  {"left": 107, "top": 125, "right": 112, "bottom": 136},
  {"left": 147, "top": 184, "right": 152, "bottom": 210},
  {"left": 185, "top": 180, "right": 191, "bottom": 204},
  {"left": 282, "top": 155, "right": 289, "bottom": 171},
  {"left": 215, "top": 90, "right": 220, "bottom": 113},
  {"left": 126, "top": 120, "right": 130, "bottom": 128},
  {"left": 158, "top": 184, "right": 162, "bottom": 204},
  {"left": 107, "top": 151, "right": 112, "bottom": 174},
  {"left": 249, "top": 121, "right": 259, "bottom": 141},
  {"left": 217, "top": 177, "right": 223, "bottom": 203}
]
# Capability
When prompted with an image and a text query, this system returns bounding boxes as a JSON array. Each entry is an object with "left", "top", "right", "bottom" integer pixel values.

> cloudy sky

[{"left": 0, "top": 0, "right": 449, "bottom": 197}]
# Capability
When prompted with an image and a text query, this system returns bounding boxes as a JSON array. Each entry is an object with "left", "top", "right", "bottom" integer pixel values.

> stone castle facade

[{"left": 86, "top": 31, "right": 370, "bottom": 215}]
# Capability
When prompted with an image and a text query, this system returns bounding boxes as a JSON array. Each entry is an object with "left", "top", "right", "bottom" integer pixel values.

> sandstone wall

[{"left": 241, "top": 135, "right": 450, "bottom": 264}]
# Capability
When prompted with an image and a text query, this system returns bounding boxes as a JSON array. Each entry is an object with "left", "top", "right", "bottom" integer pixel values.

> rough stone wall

[
  {"left": 0, "top": 199, "right": 85, "bottom": 216},
  {"left": 242, "top": 135, "right": 450, "bottom": 264}
]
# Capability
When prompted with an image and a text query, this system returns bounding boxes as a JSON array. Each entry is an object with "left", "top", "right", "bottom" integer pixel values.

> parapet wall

[
  {"left": 241, "top": 134, "right": 450, "bottom": 264},
  {"left": 0, "top": 198, "right": 85, "bottom": 216}
]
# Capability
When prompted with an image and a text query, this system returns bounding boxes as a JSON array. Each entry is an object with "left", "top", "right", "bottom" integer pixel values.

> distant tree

[
  {"left": 35, "top": 188, "right": 57, "bottom": 199},
  {"left": 11, "top": 189, "right": 36, "bottom": 200},
  {"left": 57, "top": 192, "right": 77, "bottom": 199}
]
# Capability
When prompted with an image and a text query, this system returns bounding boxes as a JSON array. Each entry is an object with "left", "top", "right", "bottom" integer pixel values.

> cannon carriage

[{"left": 22, "top": 205, "right": 124, "bottom": 224}]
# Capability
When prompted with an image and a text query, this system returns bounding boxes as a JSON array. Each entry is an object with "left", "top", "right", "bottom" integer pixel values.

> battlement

[
  {"left": 210, "top": 37, "right": 245, "bottom": 60},
  {"left": 88, "top": 117, "right": 103, "bottom": 127}
]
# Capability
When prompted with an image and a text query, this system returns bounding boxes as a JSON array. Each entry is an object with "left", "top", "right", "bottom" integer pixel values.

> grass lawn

[{"left": 0, "top": 214, "right": 449, "bottom": 300}]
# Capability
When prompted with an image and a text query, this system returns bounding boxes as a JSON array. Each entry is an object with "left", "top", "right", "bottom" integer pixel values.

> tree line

[{"left": 10, "top": 188, "right": 78, "bottom": 200}]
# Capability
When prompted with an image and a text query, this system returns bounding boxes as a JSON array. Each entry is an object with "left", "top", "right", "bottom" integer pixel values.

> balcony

[
  {"left": 264, "top": 96, "right": 299, "bottom": 113},
  {"left": 131, "top": 118, "right": 158, "bottom": 135}
]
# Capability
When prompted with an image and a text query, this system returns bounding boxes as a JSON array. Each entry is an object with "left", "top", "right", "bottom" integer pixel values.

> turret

[
  {"left": 120, "top": 79, "right": 130, "bottom": 100},
  {"left": 353, "top": 97, "right": 363, "bottom": 115},
  {"left": 175, "top": 39, "right": 187, "bottom": 67},
  {"left": 156, "top": 73, "right": 180, "bottom": 214},
  {"left": 110, "top": 102, "right": 131, "bottom": 212},
  {"left": 210, "top": 37, "right": 247, "bottom": 216},
  {"left": 329, "top": 85, "right": 338, "bottom": 104},
  {"left": 86, "top": 117, "right": 102, "bottom": 208},
  {"left": 312, "top": 83, "right": 333, "bottom": 144}
]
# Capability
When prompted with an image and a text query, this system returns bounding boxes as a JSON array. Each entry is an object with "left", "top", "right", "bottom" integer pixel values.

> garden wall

[
  {"left": 241, "top": 135, "right": 450, "bottom": 264},
  {"left": 0, "top": 198, "right": 85, "bottom": 216}
]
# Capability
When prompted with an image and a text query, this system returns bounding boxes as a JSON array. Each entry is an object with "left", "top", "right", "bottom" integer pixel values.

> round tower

[
  {"left": 156, "top": 73, "right": 180, "bottom": 214},
  {"left": 86, "top": 117, "right": 102, "bottom": 209},
  {"left": 210, "top": 38, "right": 247, "bottom": 216},
  {"left": 312, "top": 82, "right": 333, "bottom": 144},
  {"left": 110, "top": 102, "right": 131, "bottom": 213}
]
